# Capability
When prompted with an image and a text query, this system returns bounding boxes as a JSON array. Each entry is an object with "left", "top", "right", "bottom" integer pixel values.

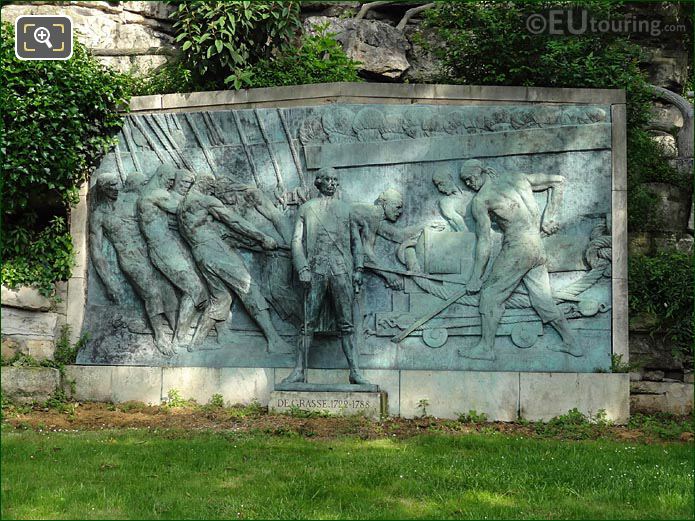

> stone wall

[
  {"left": 1, "top": 1, "right": 177, "bottom": 75},
  {"left": 1, "top": 284, "right": 66, "bottom": 362}
]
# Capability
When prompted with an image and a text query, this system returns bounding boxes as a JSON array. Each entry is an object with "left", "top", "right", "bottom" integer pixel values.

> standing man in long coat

[{"left": 283, "top": 168, "right": 369, "bottom": 385}]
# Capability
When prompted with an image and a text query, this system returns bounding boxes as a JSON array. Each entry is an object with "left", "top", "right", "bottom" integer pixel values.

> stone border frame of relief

[{"left": 64, "top": 83, "right": 629, "bottom": 422}]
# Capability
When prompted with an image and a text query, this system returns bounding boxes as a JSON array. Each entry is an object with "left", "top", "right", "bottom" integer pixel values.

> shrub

[
  {"left": 208, "top": 393, "right": 225, "bottom": 408},
  {"left": 129, "top": 60, "right": 197, "bottom": 96},
  {"left": 626, "top": 129, "right": 686, "bottom": 231},
  {"left": 1, "top": 22, "right": 129, "bottom": 294},
  {"left": 629, "top": 250, "right": 694, "bottom": 359},
  {"left": 170, "top": 1, "right": 302, "bottom": 89},
  {"left": 249, "top": 24, "right": 361, "bottom": 88},
  {"left": 53, "top": 325, "right": 87, "bottom": 366},
  {"left": 422, "top": 1, "right": 652, "bottom": 127},
  {"left": 458, "top": 410, "right": 489, "bottom": 424}
]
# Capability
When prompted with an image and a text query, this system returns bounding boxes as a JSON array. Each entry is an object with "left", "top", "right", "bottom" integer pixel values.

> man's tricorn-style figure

[
  {"left": 460, "top": 159, "right": 582, "bottom": 361},
  {"left": 283, "top": 168, "right": 369, "bottom": 385}
]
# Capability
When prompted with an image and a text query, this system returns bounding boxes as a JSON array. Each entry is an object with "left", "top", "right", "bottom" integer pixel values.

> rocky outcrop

[
  {"left": 644, "top": 48, "right": 691, "bottom": 91},
  {"left": 304, "top": 16, "right": 410, "bottom": 80},
  {"left": 0, "top": 1, "right": 176, "bottom": 74}
]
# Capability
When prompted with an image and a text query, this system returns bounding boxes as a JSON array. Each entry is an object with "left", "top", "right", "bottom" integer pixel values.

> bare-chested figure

[
  {"left": 178, "top": 173, "right": 292, "bottom": 352},
  {"left": 352, "top": 188, "right": 445, "bottom": 291},
  {"left": 459, "top": 159, "right": 581, "bottom": 360},
  {"left": 432, "top": 170, "right": 467, "bottom": 232},
  {"left": 138, "top": 166, "right": 207, "bottom": 350},
  {"left": 90, "top": 171, "right": 178, "bottom": 356}
]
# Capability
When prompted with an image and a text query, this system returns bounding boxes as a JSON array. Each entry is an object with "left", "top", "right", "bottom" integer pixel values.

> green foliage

[
  {"left": 136, "top": 21, "right": 359, "bottom": 94},
  {"left": 1, "top": 217, "right": 74, "bottom": 296},
  {"left": 626, "top": 129, "right": 687, "bottom": 230},
  {"left": 44, "top": 388, "right": 71, "bottom": 413},
  {"left": 610, "top": 354, "right": 638, "bottom": 373},
  {"left": 249, "top": 24, "right": 361, "bottom": 88},
  {"left": 628, "top": 413, "right": 695, "bottom": 441},
  {"left": 165, "top": 388, "right": 195, "bottom": 408},
  {"left": 423, "top": 1, "right": 652, "bottom": 126},
  {"left": 629, "top": 250, "right": 694, "bottom": 358},
  {"left": 53, "top": 326, "right": 86, "bottom": 367},
  {"left": 208, "top": 393, "right": 225, "bottom": 408},
  {"left": 1, "top": 22, "right": 129, "bottom": 293},
  {"left": 170, "top": 1, "right": 301, "bottom": 89},
  {"left": 128, "top": 60, "right": 197, "bottom": 96},
  {"left": 457, "top": 409, "right": 489, "bottom": 424},
  {"left": 533, "top": 408, "right": 613, "bottom": 439}
]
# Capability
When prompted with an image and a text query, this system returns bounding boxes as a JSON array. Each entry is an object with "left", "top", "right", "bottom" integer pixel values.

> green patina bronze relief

[{"left": 80, "top": 101, "right": 613, "bottom": 373}]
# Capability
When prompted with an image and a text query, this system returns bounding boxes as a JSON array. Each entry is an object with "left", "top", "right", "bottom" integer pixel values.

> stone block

[
  {"left": 122, "top": 1, "right": 175, "bottom": 21},
  {"left": 612, "top": 278, "right": 629, "bottom": 361},
  {"left": 62, "top": 365, "right": 113, "bottom": 402},
  {"left": 1, "top": 366, "right": 60, "bottom": 405},
  {"left": 111, "top": 366, "right": 162, "bottom": 404},
  {"left": 643, "top": 370, "right": 665, "bottom": 381},
  {"left": 525, "top": 86, "right": 624, "bottom": 104},
  {"left": 130, "top": 95, "right": 162, "bottom": 112},
  {"left": 400, "top": 371, "right": 520, "bottom": 421},
  {"left": 1, "top": 338, "right": 19, "bottom": 360},
  {"left": 630, "top": 381, "right": 693, "bottom": 415},
  {"left": 161, "top": 367, "right": 274, "bottom": 406},
  {"left": 611, "top": 104, "right": 627, "bottom": 191},
  {"left": 274, "top": 369, "right": 400, "bottom": 415},
  {"left": 650, "top": 101, "right": 684, "bottom": 130},
  {"left": 685, "top": 372, "right": 694, "bottom": 384},
  {"left": 65, "top": 277, "right": 87, "bottom": 344},
  {"left": 629, "top": 371, "right": 643, "bottom": 382},
  {"left": 1, "top": 286, "right": 52, "bottom": 311},
  {"left": 1, "top": 307, "right": 58, "bottom": 339},
  {"left": 0, "top": 4, "right": 173, "bottom": 51},
  {"left": 269, "top": 391, "right": 386, "bottom": 419},
  {"left": 23, "top": 340, "right": 55, "bottom": 361},
  {"left": 648, "top": 131, "right": 678, "bottom": 158},
  {"left": 53, "top": 281, "right": 68, "bottom": 316},
  {"left": 643, "top": 182, "right": 691, "bottom": 232},
  {"left": 645, "top": 48, "right": 690, "bottom": 90},
  {"left": 612, "top": 190, "right": 628, "bottom": 280},
  {"left": 520, "top": 373, "right": 629, "bottom": 424}
]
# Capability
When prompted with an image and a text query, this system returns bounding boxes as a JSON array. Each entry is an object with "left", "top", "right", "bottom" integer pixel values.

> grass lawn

[{"left": 2, "top": 426, "right": 693, "bottom": 520}]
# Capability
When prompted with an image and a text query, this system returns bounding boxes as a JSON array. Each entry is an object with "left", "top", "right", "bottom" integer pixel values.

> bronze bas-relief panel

[{"left": 79, "top": 102, "right": 613, "bottom": 372}]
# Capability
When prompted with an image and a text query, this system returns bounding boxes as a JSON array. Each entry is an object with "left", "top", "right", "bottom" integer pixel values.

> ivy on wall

[
  {"left": 629, "top": 251, "right": 694, "bottom": 360},
  {"left": 1, "top": 22, "right": 130, "bottom": 295}
]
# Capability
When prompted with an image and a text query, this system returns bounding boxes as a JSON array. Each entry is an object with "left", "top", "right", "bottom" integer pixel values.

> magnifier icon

[{"left": 34, "top": 26, "right": 52, "bottom": 48}]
